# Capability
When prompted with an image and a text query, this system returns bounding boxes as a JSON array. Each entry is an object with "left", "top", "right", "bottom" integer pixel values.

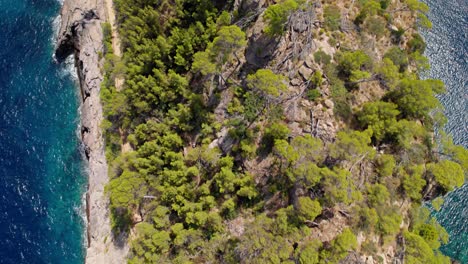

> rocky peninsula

[{"left": 55, "top": 0, "right": 127, "bottom": 262}]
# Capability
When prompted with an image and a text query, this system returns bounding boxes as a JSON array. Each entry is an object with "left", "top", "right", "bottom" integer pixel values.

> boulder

[
  {"left": 290, "top": 78, "right": 302, "bottom": 86},
  {"left": 299, "top": 66, "right": 313, "bottom": 80},
  {"left": 304, "top": 54, "right": 315, "bottom": 69},
  {"left": 324, "top": 99, "right": 334, "bottom": 109}
]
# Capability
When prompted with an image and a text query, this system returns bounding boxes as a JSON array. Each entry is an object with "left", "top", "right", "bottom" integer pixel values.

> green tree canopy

[
  {"left": 389, "top": 78, "right": 444, "bottom": 119},
  {"left": 264, "top": 0, "right": 299, "bottom": 36},
  {"left": 427, "top": 160, "right": 464, "bottom": 192},
  {"left": 358, "top": 101, "right": 400, "bottom": 142},
  {"left": 297, "top": 197, "right": 322, "bottom": 222}
]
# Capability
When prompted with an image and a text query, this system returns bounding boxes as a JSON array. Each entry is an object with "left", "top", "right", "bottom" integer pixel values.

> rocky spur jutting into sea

[
  {"left": 421, "top": 0, "right": 468, "bottom": 262},
  {"left": 0, "top": 0, "right": 86, "bottom": 262}
]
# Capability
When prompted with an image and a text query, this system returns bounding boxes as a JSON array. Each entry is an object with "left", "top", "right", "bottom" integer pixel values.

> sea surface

[
  {"left": 0, "top": 0, "right": 86, "bottom": 263},
  {"left": 421, "top": 0, "right": 468, "bottom": 262}
]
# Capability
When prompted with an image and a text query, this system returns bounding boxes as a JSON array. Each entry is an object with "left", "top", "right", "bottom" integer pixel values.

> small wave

[
  {"left": 79, "top": 191, "right": 88, "bottom": 249},
  {"left": 50, "top": 15, "right": 61, "bottom": 45},
  {"left": 58, "top": 55, "right": 79, "bottom": 81}
]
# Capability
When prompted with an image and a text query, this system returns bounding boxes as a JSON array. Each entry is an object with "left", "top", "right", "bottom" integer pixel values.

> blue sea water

[
  {"left": 421, "top": 0, "right": 468, "bottom": 262},
  {"left": 0, "top": 0, "right": 86, "bottom": 263}
]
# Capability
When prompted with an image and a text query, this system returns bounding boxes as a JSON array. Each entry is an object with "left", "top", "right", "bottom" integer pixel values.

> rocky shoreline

[{"left": 55, "top": 0, "right": 128, "bottom": 262}]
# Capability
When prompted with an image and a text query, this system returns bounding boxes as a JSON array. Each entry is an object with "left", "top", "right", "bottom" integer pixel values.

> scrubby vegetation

[{"left": 100, "top": 0, "right": 467, "bottom": 263}]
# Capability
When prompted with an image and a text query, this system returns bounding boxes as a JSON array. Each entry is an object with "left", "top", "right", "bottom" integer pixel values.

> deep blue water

[
  {"left": 0, "top": 0, "right": 86, "bottom": 263},
  {"left": 421, "top": 0, "right": 468, "bottom": 262}
]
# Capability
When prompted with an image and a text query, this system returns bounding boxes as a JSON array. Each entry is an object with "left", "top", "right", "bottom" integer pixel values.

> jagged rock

[
  {"left": 290, "top": 78, "right": 302, "bottom": 86},
  {"left": 289, "top": 122, "right": 302, "bottom": 136},
  {"left": 132, "top": 212, "right": 142, "bottom": 224},
  {"left": 209, "top": 128, "right": 234, "bottom": 154},
  {"left": 295, "top": 109, "right": 308, "bottom": 122},
  {"left": 315, "top": 103, "right": 323, "bottom": 110},
  {"left": 299, "top": 66, "right": 313, "bottom": 80},
  {"left": 304, "top": 54, "right": 315, "bottom": 69},
  {"left": 324, "top": 99, "right": 334, "bottom": 109},
  {"left": 239, "top": 0, "right": 264, "bottom": 14},
  {"left": 291, "top": 13, "right": 308, "bottom": 33},
  {"left": 55, "top": 0, "right": 128, "bottom": 263},
  {"left": 301, "top": 99, "right": 313, "bottom": 108}
]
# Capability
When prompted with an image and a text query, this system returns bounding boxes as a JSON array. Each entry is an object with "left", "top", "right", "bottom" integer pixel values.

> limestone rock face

[{"left": 55, "top": 0, "right": 128, "bottom": 263}]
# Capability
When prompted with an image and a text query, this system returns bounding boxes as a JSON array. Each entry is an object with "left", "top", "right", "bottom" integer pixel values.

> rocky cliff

[{"left": 55, "top": 0, "right": 128, "bottom": 262}]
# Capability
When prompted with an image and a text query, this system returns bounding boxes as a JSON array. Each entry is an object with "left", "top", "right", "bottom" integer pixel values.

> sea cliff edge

[{"left": 55, "top": 0, "right": 128, "bottom": 262}]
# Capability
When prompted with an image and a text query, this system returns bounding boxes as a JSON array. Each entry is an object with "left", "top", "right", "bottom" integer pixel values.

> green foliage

[
  {"left": 321, "top": 167, "right": 362, "bottom": 206},
  {"left": 358, "top": 101, "right": 400, "bottom": 141},
  {"left": 409, "top": 51, "right": 430, "bottom": 73},
  {"left": 192, "top": 51, "right": 217, "bottom": 75},
  {"left": 354, "top": 206, "right": 379, "bottom": 232},
  {"left": 274, "top": 135, "right": 325, "bottom": 193},
  {"left": 310, "top": 70, "right": 323, "bottom": 89},
  {"left": 130, "top": 223, "right": 171, "bottom": 262},
  {"left": 313, "top": 50, "right": 332, "bottom": 65},
  {"left": 107, "top": 169, "right": 147, "bottom": 214},
  {"left": 298, "top": 240, "right": 322, "bottom": 264},
  {"left": 431, "top": 197, "right": 444, "bottom": 211},
  {"left": 355, "top": 0, "right": 382, "bottom": 26},
  {"left": 306, "top": 89, "right": 321, "bottom": 101},
  {"left": 321, "top": 228, "right": 357, "bottom": 263},
  {"left": 245, "top": 69, "right": 288, "bottom": 122},
  {"left": 247, "top": 69, "right": 288, "bottom": 97},
  {"left": 376, "top": 58, "right": 400, "bottom": 88},
  {"left": 405, "top": 0, "right": 430, "bottom": 13},
  {"left": 384, "top": 47, "right": 409, "bottom": 72},
  {"left": 403, "top": 230, "right": 450, "bottom": 264},
  {"left": 389, "top": 78, "right": 444, "bottom": 119},
  {"left": 262, "top": 122, "right": 290, "bottom": 152},
  {"left": 363, "top": 16, "right": 387, "bottom": 38},
  {"left": 192, "top": 25, "right": 247, "bottom": 75},
  {"left": 366, "top": 183, "right": 390, "bottom": 207},
  {"left": 336, "top": 50, "right": 373, "bottom": 82},
  {"left": 407, "top": 33, "right": 427, "bottom": 54},
  {"left": 375, "top": 154, "right": 396, "bottom": 178},
  {"left": 402, "top": 165, "right": 427, "bottom": 201},
  {"left": 235, "top": 214, "right": 296, "bottom": 263},
  {"left": 377, "top": 208, "right": 402, "bottom": 236},
  {"left": 440, "top": 134, "right": 468, "bottom": 170},
  {"left": 264, "top": 0, "right": 299, "bottom": 36},
  {"left": 297, "top": 197, "right": 322, "bottom": 222},
  {"left": 330, "top": 129, "right": 375, "bottom": 162},
  {"left": 324, "top": 5, "right": 341, "bottom": 31},
  {"left": 212, "top": 25, "right": 247, "bottom": 63},
  {"left": 427, "top": 160, "right": 464, "bottom": 192},
  {"left": 102, "top": 0, "right": 463, "bottom": 261}
]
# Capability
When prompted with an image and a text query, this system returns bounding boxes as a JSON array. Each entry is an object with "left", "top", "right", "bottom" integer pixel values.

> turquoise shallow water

[
  {"left": 421, "top": 0, "right": 468, "bottom": 262},
  {"left": 0, "top": 0, "right": 86, "bottom": 262}
]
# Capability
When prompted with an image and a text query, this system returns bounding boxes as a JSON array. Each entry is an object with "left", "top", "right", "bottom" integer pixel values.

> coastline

[
  {"left": 420, "top": 0, "right": 468, "bottom": 261},
  {"left": 54, "top": 0, "right": 128, "bottom": 262}
]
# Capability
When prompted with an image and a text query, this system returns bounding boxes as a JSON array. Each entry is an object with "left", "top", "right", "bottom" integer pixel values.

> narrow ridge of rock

[{"left": 55, "top": 0, "right": 128, "bottom": 263}]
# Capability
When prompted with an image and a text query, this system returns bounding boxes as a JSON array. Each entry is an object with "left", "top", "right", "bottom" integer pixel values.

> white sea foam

[
  {"left": 51, "top": 14, "right": 61, "bottom": 45},
  {"left": 63, "top": 55, "right": 79, "bottom": 80}
]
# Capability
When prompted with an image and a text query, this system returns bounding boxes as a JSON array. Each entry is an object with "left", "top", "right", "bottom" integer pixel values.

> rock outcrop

[{"left": 55, "top": 0, "right": 128, "bottom": 262}]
